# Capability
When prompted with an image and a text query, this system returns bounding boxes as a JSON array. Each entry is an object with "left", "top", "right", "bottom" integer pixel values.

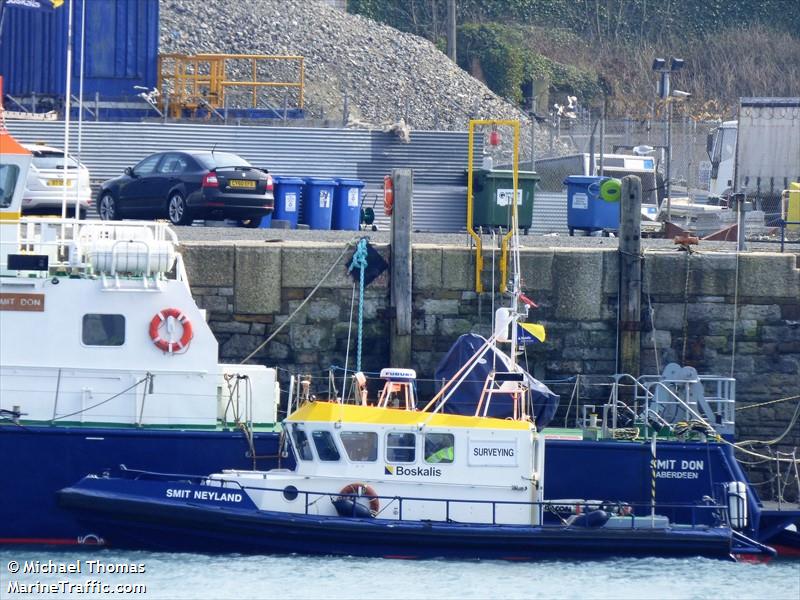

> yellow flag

[
  {"left": 519, "top": 322, "right": 546, "bottom": 343},
  {"left": 50, "top": 0, "right": 64, "bottom": 8}
]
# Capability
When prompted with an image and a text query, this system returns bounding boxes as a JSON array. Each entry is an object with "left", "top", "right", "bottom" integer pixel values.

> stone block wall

[{"left": 181, "top": 241, "right": 800, "bottom": 499}]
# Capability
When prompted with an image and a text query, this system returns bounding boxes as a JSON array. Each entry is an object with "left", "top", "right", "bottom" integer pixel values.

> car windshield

[
  {"left": 31, "top": 151, "right": 80, "bottom": 170},
  {"left": 194, "top": 152, "right": 251, "bottom": 169}
]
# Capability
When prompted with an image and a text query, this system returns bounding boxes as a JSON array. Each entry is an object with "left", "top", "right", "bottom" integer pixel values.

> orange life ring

[
  {"left": 339, "top": 482, "right": 380, "bottom": 515},
  {"left": 149, "top": 308, "right": 193, "bottom": 353},
  {"left": 383, "top": 175, "right": 394, "bottom": 216}
]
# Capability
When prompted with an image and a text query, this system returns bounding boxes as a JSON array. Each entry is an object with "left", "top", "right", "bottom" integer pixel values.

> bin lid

[
  {"left": 334, "top": 178, "right": 365, "bottom": 187},
  {"left": 481, "top": 169, "right": 539, "bottom": 181},
  {"left": 304, "top": 177, "right": 338, "bottom": 186},
  {"left": 564, "top": 175, "right": 606, "bottom": 185},
  {"left": 273, "top": 176, "right": 305, "bottom": 185}
]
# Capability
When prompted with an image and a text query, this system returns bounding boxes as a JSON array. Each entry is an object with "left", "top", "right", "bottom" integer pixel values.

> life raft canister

[
  {"left": 338, "top": 482, "right": 380, "bottom": 515},
  {"left": 149, "top": 308, "right": 193, "bottom": 354}
]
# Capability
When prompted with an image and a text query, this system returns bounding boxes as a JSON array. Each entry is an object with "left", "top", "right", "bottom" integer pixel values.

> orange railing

[{"left": 157, "top": 53, "right": 305, "bottom": 118}]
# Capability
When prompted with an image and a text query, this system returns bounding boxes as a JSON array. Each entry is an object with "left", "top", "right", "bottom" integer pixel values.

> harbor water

[{"left": 1, "top": 549, "right": 797, "bottom": 599}]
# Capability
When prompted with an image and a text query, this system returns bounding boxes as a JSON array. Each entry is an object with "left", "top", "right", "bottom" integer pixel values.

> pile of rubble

[{"left": 160, "top": 0, "right": 554, "bottom": 159}]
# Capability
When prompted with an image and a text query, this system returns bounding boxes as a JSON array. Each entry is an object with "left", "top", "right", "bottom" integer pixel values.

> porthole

[{"left": 283, "top": 485, "right": 299, "bottom": 501}]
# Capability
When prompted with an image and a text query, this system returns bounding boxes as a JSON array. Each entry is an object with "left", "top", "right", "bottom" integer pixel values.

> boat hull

[
  {"left": 59, "top": 476, "right": 737, "bottom": 561},
  {"left": 0, "top": 425, "right": 283, "bottom": 545}
]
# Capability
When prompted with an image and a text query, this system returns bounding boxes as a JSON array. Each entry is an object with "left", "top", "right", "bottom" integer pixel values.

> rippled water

[{"left": 1, "top": 549, "right": 798, "bottom": 600}]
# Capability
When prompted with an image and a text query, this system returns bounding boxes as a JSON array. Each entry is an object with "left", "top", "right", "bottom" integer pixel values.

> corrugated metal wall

[
  {"left": 6, "top": 121, "right": 483, "bottom": 232},
  {"left": 0, "top": 0, "right": 158, "bottom": 99}
]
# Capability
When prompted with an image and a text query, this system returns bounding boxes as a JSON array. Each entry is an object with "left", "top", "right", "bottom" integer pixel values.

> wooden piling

[
  {"left": 390, "top": 168, "right": 413, "bottom": 367},
  {"left": 618, "top": 175, "right": 642, "bottom": 377}
]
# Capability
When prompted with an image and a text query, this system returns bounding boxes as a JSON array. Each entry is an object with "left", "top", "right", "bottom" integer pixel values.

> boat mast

[{"left": 60, "top": 0, "right": 73, "bottom": 235}]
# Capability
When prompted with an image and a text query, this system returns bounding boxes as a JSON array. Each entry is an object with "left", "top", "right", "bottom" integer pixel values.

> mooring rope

[{"left": 347, "top": 238, "right": 368, "bottom": 373}]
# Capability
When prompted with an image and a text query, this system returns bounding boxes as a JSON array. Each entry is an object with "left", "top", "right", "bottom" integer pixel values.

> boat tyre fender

[
  {"left": 570, "top": 509, "right": 611, "bottom": 528},
  {"left": 149, "top": 308, "right": 193, "bottom": 354},
  {"left": 335, "top": 483, "right": 379, "bottom": 517}
]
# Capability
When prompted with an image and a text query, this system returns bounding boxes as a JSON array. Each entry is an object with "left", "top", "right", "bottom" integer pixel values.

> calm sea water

[{"left": 1, "top": 549, "right": 797, "bottom": 600}]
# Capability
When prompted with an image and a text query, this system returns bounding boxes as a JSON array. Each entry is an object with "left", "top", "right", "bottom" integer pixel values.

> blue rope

[{"left": 348, "top": 238, "right": 368, "bottom": 372}]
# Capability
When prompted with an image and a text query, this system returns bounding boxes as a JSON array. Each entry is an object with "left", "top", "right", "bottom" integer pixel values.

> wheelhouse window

[
  {"left": 386, "top": 432, "right": 416, "bottom": 463},
  {"left": 82, "top": 314, "right": 125, "bottom": 346},
  {"left": 312, "top": 430, "right": 340, "bottom": 462},
  {"left": 291, "top": 425, "right": 313, "bottom": 462},
  {"left": 0, "top": 164, "right": 20, "bottom": 208},
  {"left": 339, "top": 431, "right": 378, "bottom": 462},
  {"left": 425, "top": 433, "right": 455, "bottom": 464}
]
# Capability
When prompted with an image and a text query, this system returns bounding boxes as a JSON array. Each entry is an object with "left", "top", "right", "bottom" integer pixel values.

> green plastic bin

[{"left": 470, "top": 169, "right": 538, "bottom": 232}]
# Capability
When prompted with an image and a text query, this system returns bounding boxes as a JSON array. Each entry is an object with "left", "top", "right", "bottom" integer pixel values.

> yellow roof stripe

[
  {"left": 0, "top": 212, "right": 21, "bottom": 222},
  {"left": 287, "top": 401, "right": 531, "bottom": 430}
]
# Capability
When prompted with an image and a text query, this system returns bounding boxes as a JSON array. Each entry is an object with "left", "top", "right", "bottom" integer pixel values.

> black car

[{"left": 97, "top": 150, "right": 274, "bottom": 226}]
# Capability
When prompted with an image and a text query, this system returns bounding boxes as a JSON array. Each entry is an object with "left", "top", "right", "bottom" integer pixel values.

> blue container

[
  {"left": 565, "top": 175, "right": 620, "bottom": 234},
  {"left": 272, "top": 176, "right": 304, "bottom": 229},
  {"left": 302, "top": 177, "right": 337, "bottom": 230},
  {"left": 332, "top": 178, "right": 365, "bottom": 230},
  {"left": 257, "top": 213, "right": 272, "bottom": 228},
  {"left": 0, "top": 0, "right": 159, "bottom": 99}
]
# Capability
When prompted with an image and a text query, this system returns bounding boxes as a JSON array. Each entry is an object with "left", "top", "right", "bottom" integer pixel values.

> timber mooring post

[
  {"left": 390, "top": 168, "right": 413, "bottom": 367},
  {"left": 618, "top": 175, "right": 642, "bottom": 377}
]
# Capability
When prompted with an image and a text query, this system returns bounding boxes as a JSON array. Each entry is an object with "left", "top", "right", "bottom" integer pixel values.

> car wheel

[
  {"left": 167, "top": 192, "right": 192, "bottom": 226},
  {"left": 98, "top": 192, "right": 120, "bottom": 221}
]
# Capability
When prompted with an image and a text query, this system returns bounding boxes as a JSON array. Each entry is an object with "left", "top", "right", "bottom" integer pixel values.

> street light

[{"left": 652, "top": 56, "right": 685, "bottom": 223}]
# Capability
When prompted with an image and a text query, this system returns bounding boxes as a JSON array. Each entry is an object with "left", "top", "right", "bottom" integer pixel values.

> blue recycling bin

[
  {"left": 565, "top": 175, "right": 620, "bottom": 235},
  {"left": 302, "top": 177, "right": 337, "bottom": 230},
  {"left": 257, "top": 212, "right": 272, "bottom": 228},
  {"left": 333, "top": 178, "right": 365, "bottom": 230},
  {"left": 272, "top": 176, "right": 304, "bottom": 229}
]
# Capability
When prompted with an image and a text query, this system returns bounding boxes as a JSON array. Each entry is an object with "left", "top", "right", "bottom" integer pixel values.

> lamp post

[{"left": 652, "top": 57, "right": 684, "bottom": 223}]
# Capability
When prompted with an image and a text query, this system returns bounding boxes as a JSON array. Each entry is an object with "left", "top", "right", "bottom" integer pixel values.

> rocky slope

[{"left": 159, "top": 0, "right": 547, "bottom": 157}]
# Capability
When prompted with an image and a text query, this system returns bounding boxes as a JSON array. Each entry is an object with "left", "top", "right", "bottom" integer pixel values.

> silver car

[{"left": 21, "top": 143, "right": 92, "bottom": 218}]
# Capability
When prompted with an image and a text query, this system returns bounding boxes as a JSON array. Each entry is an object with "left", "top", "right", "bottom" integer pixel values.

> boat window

[
  {"left": 0, "top": 164, "right": 20, "bottom": 208},
  {"left": 81, "top": 314, "right": 125, "bottom": 346},
  {"left": 425, "top": 433, "right": 455, "bottom": 464},
  {"left": 312, "top": 430, "right": 340, "bottom": 462},
  {"left": 339, "top": 431, "right": 378, "bottom": 462},
  {"left": 290, "top": 426, "right": 313, "bottom": 462},
  {"left": 386, "top": 432, "right": 416, "bottom": 463}
]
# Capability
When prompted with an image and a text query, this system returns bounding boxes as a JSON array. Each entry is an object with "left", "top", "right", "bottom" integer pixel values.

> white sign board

[
  {"left": 496, "top": 189, "right": 523, "bottom": 207},
  {"left": 347, "top": 188, "right": 360, "bottom": 207},
  {"left": 468, "top": 439, "right": 518, "bottom": 467},
  {"left": 319, "top": 190, "right": 331, "bottom": 208},
  {"left": 571, "top": 192, "right": 588, "bottom": 209},
  {"left": 284, "top": 192, "right": 297, "bottom": 213}
]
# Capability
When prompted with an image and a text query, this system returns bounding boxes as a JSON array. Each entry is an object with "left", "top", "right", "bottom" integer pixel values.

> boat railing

[
  {"left": 3, "top": 217, "right": 181, "bottom": 279},
  {"left": 608, "top": 372, "right": 735, "bottom": 438},
  {"left": 194, "top": 476, "right": 731, "bottom": 530}
]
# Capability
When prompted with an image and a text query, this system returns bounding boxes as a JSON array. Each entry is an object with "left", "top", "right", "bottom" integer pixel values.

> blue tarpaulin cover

[{"left": 433, "top": 333, "right": 559, "bottom": 429}]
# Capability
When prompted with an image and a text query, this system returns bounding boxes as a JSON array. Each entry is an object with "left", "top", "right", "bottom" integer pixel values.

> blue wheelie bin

[
  {"left": 272, "top": 176, "right": 304, "bottom": 229},
  {"left": 302, "top": 177, "right": 337, "bottom": 230},
  {"left": 333, "top": 178, "right": 365, "bottom": 230},
  {"left": 565, "top": 175, "right": 620, "bottom": 235}
]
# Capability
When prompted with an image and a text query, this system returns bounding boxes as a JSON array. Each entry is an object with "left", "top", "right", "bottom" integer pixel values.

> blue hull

[
  {"left": 58, "top": 476, "right": 739, "bottom": 561},
  {"left": 0, "top": 425, "right": 283, "bottom": 544},
  {"left": 3, "top": 427, "right": 797, "bottom": 550}
]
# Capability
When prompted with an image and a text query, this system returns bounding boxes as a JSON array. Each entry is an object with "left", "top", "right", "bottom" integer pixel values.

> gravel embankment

[{"left": 159, "top": 0, "right": 555, "bottom": 160}]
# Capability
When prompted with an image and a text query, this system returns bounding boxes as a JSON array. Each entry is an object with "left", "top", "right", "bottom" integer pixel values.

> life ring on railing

[
  {"left": 149, "top": 308, "right": 193, "bottom": 354},
  {"left": 337, "top": 482, "right": 380, "bottom": 516},
  {"left": 383, "top": 175, "right": 394, "bottom": 216}
]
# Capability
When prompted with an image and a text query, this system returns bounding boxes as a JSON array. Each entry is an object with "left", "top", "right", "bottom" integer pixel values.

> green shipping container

[{"left": 470, "top": 170, "right": 539, "bottom": 232}]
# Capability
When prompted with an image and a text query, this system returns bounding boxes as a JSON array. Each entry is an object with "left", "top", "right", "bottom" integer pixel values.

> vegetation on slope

[{"left": 348, "top": 0, "right": 800, "bottom": 118}]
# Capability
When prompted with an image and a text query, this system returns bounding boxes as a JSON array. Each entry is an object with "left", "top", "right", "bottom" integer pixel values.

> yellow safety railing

[
  {"left": 466, "top": 120, "right": 520, "bottom": 293},
  {"left": 158, "top": 53, "right": 305, "bottom": 118}
]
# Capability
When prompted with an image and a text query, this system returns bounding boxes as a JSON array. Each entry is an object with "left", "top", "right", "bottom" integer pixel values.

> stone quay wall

[{"left": 181, "top": 241, "right": 800, "bottom": 499}]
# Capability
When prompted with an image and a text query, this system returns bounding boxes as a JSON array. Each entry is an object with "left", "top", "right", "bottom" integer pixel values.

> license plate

[
  {"left": 47, "top": 179, "right": 72, "bottom": 187},
  {"left": 228, "top": 179, "right": 256, "bottom": 190}
]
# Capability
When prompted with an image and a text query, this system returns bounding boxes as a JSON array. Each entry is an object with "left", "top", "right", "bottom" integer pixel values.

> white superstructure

[{"left": 0, "top": 129, "right": 278, "bottom": 430}]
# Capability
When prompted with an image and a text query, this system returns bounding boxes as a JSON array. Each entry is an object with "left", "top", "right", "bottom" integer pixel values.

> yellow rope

[{"left": 735, "top": 395, "right": 800, "bottom": 411}]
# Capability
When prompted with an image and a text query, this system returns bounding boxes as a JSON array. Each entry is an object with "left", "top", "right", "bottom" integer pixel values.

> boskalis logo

[{"left": 385, "top": 465, "right": 442, "bottom": 477}]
